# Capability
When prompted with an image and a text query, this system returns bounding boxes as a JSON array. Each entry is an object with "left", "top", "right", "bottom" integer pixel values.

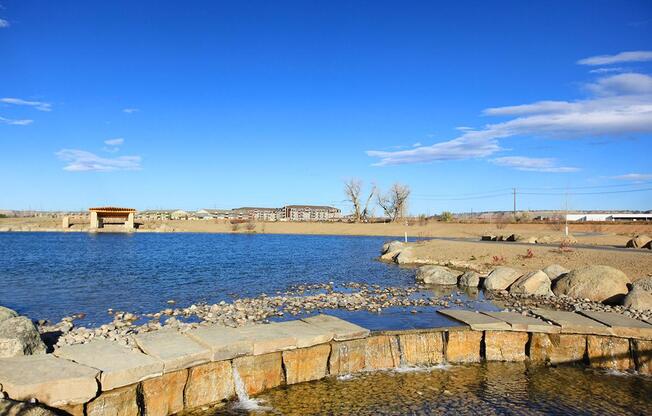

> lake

[{"left": 0, "top": 232, "right": 422, "bottom": 326}]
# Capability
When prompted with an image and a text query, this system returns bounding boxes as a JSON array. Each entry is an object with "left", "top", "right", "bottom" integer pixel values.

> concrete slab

[
  {"left": 236, "top": 324, "right": 297, "bottom": 355},
  {"left": 578, "top": 311, "right": 652, "bottom": 340},
  {"left": 482, "top": 311, "right": 561, "bottom": 333},
  {"left": 531, "top": 309, "right": 613, "bottom": 336},
  {"left": 437, "top": 310, "right": 511, "bottom": 331},
  {"left": 301, "top": 314, "right": 370, "bottom": 341},
  {"left": 0, "top": 355, "right": 99, "bottom": 406},
  {"left": 54, "top": 339, "right": 164, "bottom": 391},
  {"left": 186, "top": 325, "right": 253, "bottom": 361},
  {"left": 134, "top": 329, "right": 211, "bottom": 373},
  {"left": 273, "top": 320, "right": 334, "bottom": 348}
]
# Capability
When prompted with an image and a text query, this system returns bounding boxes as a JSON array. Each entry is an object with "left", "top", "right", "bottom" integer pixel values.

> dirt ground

[
  {"left": 2, "top": 217, "right": 651, "bottom": 248},
  {"left": 393, "top": 238, "right": 652, "bottom": 281}
]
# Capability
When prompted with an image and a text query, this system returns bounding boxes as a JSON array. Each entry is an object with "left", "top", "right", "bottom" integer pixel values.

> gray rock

[
  {"left": 623, "top": 287, "right": 652, "bottom": 311},
  {"left": 632, "top": 276, "right": 652, "bottom": 293},
  {"left": 394, "top": 248, "right": 416, "bottom": 265},
  {"left": 0, "top": 398, "right": 60, "bottom": 416},
  {"left": 0, "top": 316, "right": 47, "bottom": 358},
  {"left": 506, "top": 234, "right": 521, "bottom": 242},
  {"left": 553, "top": 265, "right": 630, "bottom": 304},
  {"left": 509, "top": 270, "right": 553, "bottom": 296},
  {"left": 542, "top": 264, "right": 569, "bottom": 281},
  {"left": 0, "top": 306, "right": 18, "bottom": 323},
  {"left": 381, "top": 240, "right": 405, "bottom": 255},
  {"left": 458, "top": 271, "right": 480, "bottom": 287},
  {"left": 416, "top": 265, "right": 459, "bottom": 285},
  {"left": 483, "top": 267, "right": 521, "bottom": 291}
]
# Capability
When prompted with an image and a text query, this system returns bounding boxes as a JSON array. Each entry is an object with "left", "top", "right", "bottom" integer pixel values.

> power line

[{"left": 520, "top": 187, "right": 652, "bottom": 196}]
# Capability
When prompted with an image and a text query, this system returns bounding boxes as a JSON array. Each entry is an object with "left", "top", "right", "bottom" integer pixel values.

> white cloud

[
  {"left": 589, "top": 67, "right": 627, "bottom": 74},
  {"left": 0, "top": 97, "right": 52, "bottom": 111},
  {"left": 122, "top": 108, "right": 140, "bottom": 114},
  {"left": 0, "top": 19, "right": 9, "bottom": 28},
  {"left": 56, "top": 149, "right": 142, "bottom": 172},
  {"left": 612, "top": 173, "right": 652, "bottom": 181},
  {"left": 578, "top": 51, "right": 652, "bottom": 66},
  {"left": 491, "top": 156, "right": 579, "bottom": 173},
  {"left": 104, "top": 138, "right": 124, "bottom": 146},
  {"left": 0, "top": 116, "right": 33, "bottom": 126},
  {"left": 367, "top": 71, "right": 652, "bottom": 166}
]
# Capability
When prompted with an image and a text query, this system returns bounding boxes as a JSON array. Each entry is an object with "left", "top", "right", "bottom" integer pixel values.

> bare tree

[
  {"left": 344, "top": 179, "right": 362, "bottom": 222},
  {"left": 377, "top": 183, "right": 411, "bottom": 221},
  {"left": 360, "top": 184, "right": 377, "bottom": 222}
]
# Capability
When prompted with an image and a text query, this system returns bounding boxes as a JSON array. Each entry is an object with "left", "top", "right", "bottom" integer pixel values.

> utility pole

[{"left": 512, "top": 188, "right": 517, "bottom": 218}]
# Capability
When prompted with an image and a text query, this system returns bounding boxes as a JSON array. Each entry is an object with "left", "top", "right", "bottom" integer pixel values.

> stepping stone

[
  {"left": 236, "top": 323, "right": 297, "bottom": 355},
  {"left": 54, "top": 339, "right": 164, "bottom": 391},
  {"left": 273, "top": 320, "right": 334, "bottom": 347},
  {"left": 482, "top": 311, "right": 561, "bottom": 333},
  {"left": 437, "top": 310, "right": 511, "bottom": 331},
  {"left": 134, "top": 329, "right": 212, "bottom": 373},
  {"left": 301, "top": 314, "right": 370, "bottom": 341},
  {"left": 0, "top": 355, "right": 99, "bottom": 406},
  {"left": 578, "top": 311, "right": 652, "bottom": 340},
  {"left": 531, "top": 309, "right": 613, "bottom": 336},
  {"left": 186, "top": 325, "right": 254, "bottom": 361}
]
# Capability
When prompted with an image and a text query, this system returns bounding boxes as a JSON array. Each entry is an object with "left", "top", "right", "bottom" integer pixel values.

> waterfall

[{"left": 232, "top": 366, "right": 271, "bottom": 411}]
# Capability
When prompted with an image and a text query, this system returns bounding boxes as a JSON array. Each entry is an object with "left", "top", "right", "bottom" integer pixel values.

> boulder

[
  {"left": 416, "top": 265, "right": 458, "bottom": 285},
  {"left": 506, "top": 234, "right": 521, "bottom": 242},
  {"left": 481, "top": 235, "right": 496, "bottom": 241},
  {"left": 0, "top": 398, "right": 60, "bottom": 416},
  {"left": 483, "top": 267, "right": 521, "bottom": 291},
  {"left": 632, "top": 276, "right": 652, "bottom": 292},
  {"left": 381, "top": 240, "right": 405, "bottom": 255},
  {"left": 644, "top": 240, "right": 652, "bottom": 250},
  {"left": 394, "top": 248, "right": 416, "bottom": 265},
  {"left": 542, "top": 264, "right": 569, "bottom": 282},
  {"left": 623, "top": 288, "right": 652, "bottom": 311},
  {"left": 524, "top": 236, "right": 538, "bottom": 244},
  {"left": 625, "top": 234, "right": 651, "bottom": 248},
  {"left": 458, "top": 271, "right": 480, "bottom": 287},
  {"left": 553, "top": 265, "right": 630, "bottom": 304},
  {"left": 0, "top": 316, "right": 47, "bottom": 358},
  {"left": 0, "top": 306, "right": 18, "bottom": 323},
  {"left": 509, "top": 270, "right": 554, "bottom": 296}
]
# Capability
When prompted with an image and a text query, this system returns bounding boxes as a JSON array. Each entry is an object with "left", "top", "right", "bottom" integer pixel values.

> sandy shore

[{"left": 2, "top": 217, "right": 652, "bottom": 247}]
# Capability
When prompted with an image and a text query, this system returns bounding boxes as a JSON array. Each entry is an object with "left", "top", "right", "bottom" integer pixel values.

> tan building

[
  {"left": 280, "top": 205, "right": 341, "bottom": 221},
  {"left": 89, "top": 207, "right": 136, "bottom": 230},
  {"left": 231, "top": 207, "right": 280, "bottom": 221}
]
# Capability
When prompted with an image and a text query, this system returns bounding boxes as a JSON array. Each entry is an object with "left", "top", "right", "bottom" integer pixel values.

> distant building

[
  {"left": 171, "top": 210, "right": 190, "bottom": 220},
  {"left": 566, "top": 213, "right": 652, "bottom": 222},
  {"left": 230, "top": 207, "right": 279, "bottom": 221},
  {"left": 280, "top": 205, "right": 341, "bottom": 222}
]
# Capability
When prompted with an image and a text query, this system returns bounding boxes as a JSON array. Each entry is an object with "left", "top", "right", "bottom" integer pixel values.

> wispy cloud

[
  {"left": 104, "top": 138, "right": 124, "bottom": 146},
  {"left": 0, "top": 19, "right": 9, "bottom": 28},
  {"left": 56, "top": 149, "right": 142, "bottom": 172},
  {"left": 491, "top": 156, "right": 579, "bottom": 173},
  {"left": 0, "top": 97, "right": 52, "bottom": 111},
  {"left": 367, "top": 70, "right": 652, "bottom": 166},
  {"left": 589, "top": 67, "right": 627, "bottom": 74},
  {"left": 122, "top": 108, "right": 140, "bottom": 114},
  {"left": 611, "top": 173, "right": 652, "bottom": 181},
  {"left": 0, "top": 116, "right": 33, "bottom": 126},
  {"left": 578, "top": 51, "right": 652, "bottom": 66}
]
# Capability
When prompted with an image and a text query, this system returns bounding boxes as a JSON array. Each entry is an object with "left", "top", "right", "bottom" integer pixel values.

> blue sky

[{"left": 1, "top": 1, "right": 651, "bottom": 214}]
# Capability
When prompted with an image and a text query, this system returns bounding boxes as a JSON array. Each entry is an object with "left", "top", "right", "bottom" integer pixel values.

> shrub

[{"left": 440, "top": 211, "right": 454, "bottom": 222}]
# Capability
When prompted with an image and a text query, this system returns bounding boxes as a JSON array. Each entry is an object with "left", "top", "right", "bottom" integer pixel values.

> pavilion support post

[
  {"left": 90, "top": 211, "right": 99, "bottom": 229},
  {"left": 126, "top": 213, "right": 135, "bottom": 230}
]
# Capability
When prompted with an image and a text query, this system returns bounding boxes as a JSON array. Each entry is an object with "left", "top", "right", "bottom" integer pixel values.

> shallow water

[{"left": 192, "top": 363, "right": 652, "bottom": 416}]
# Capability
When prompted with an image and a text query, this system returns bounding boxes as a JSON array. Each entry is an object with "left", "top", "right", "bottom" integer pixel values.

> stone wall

[{"left": 0, "top": 312, "right": 650, "bottom": 416}]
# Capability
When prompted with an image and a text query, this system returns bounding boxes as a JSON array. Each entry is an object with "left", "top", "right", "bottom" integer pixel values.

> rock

[
  {"left": 483, "top": 267, "right": 521, "bottom": 291},
  {"left": 381, "top": 240, "right": 405, "bottom": 255},
  {"left": 484, "top": 331, "right": 528, "bottom": 361},
  {"left": 232, "top": 352, "right": 284, "bottom": 396},
  {"left": 394, "top": 248, "right": 416, "bottom": 265},
  {"left": 184, "top": 361, "right": 234, "bottom": 408},
  {"left": 587, "top": 335, "right": 633, "bottom": 371},
  {"left": 283, "top": 343, "right": 330, "bottom": 383},
  {"left": 509, "top": 270, "right": 553, "bottom": 296},
  {"left": 0, "top": 317, "right": 47, "bottom": 358},
  {"left": 398, "top": 332, "right": 444, "bottom": 366},
  {"left": 625, "top": 234, "right": 651, "bottom": 248},
  {"left": 481, "top": 235, "right": 496, "bottom": 241},
  {"left": 529, "top": 333, "right": 586, "bottom": 365},
  {"left": 141, "top": 369, "right": 187, "bottom": 416},
  {"left": 0, "top": 306, "right": 18, "bottom": 323},
  {"left": 506, "top": 234, "right": 521, "bottom": 242},
  {"left": 524, "top": 236, "right": 538, "bottom": 244},
  {"left": 622, "top": 288, "right": 652, "bottom": 311},
  {"left": 632, "top": 276, "right": 652, "bottom": 293},
  {"left": 542, "top": 264, "right": 569, "bottom": 281},
  {"left": 458, "top": 271, "right": 480, "bottom": 288},
  {"left": 644, "top": 240, "right": 652, "bottom": 250},
  {"left": 446, "top": 330, "right": 482, "bottom": 363},
  {"left": 329, "top": 339, "right": 366, "bottom": 375},
  {"left": 0, "top": 398, "right": 60, "bottom": 416},
  {"left": 416, "top": 265, "right": 459, "bottom": 285},
  {"left": 553, "top": 265, "right": 630, "bottom": 304},
  {"left": 86, "top": 384, "right": 139, "bottom": 416},
  {"left": 365, "top": 335, "right": 400, "bottom": 370}
]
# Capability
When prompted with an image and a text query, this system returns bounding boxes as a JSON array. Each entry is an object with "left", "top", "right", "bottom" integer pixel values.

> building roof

[
  {"left": 284, "top": 205, "right": 339, "bottom": 210},
  {"left": 89, "top": 207, "right": 136, "bottom": 213}
]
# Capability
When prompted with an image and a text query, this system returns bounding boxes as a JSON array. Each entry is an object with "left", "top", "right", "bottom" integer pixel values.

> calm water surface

[
  {"left": 191, "top": 363, "right": 652, "bottom": 416},
  {"left": 0, "top": 232, "right": 429, "bottom": 325}
]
